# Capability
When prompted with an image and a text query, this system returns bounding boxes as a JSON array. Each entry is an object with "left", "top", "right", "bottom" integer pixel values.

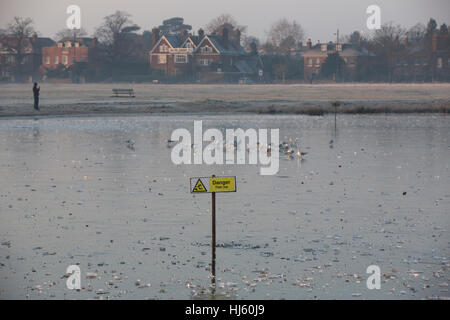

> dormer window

[
  {"left": 65, "top": 41, "right": 72, "bottom": 48},
  {"left": 321, "top": 44, "right": 327, "bottom": 52},
  {"left": 58, "top": 42, "right": 63, "bottom": 48},
  {"left": 160, "top": 44, "right": 169, "bottom": 53}
]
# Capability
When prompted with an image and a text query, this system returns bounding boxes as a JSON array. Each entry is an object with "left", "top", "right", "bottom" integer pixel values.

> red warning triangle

[{"left": 192, "top": 179, "right": 207, "bottom": 192}]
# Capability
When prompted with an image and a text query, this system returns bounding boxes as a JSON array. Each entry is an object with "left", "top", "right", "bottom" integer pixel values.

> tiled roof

[
  {"left": 302, "top": 43, "right": 373, "bottom": 57},
  {"left": 200, "top": 35, "right": 247, "bottom": 55}
]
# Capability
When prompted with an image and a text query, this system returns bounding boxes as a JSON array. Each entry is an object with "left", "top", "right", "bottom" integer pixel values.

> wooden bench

[{"left": 112, "top": 88, "right": 135, "bottom": 98}]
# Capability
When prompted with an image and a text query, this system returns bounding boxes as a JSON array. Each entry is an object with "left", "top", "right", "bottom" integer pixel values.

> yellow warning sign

[
  {"left": 209, "top": 177, "right": 236, "bottom": 192},
  {"left": 192, "top": 179, "right": 208, "bottom": 193},
  {"left": 190, "top": 176, "right": 237, "bottom": 193}
]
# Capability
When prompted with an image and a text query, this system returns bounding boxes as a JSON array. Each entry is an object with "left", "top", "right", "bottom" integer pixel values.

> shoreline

[
  {"left": 0, "top": 99, "right": 449, "bottom": 118},
  {"left": 1, "top": 83, "right": 449, "bottom": 118}
]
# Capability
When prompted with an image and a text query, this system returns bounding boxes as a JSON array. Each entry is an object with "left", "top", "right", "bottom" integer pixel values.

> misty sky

[{"left": 1, "top": 0, "right": 449, "bottom": 42}]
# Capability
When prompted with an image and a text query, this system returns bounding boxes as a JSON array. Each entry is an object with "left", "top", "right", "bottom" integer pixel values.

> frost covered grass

[{"left": 0, "top": 83, "right": 449, "bottom": 117}]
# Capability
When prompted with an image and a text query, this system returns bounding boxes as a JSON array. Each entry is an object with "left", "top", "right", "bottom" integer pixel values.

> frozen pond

[{"left": 0, "top": 114, "right": 449, "bottom": 299}]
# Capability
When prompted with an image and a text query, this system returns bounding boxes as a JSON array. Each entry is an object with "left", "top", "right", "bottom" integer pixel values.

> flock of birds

[
  {"left": 279, "top": 139, "right": 308, "bottom": 160},
  {"left": 127, "top": 137, "right": 308, "bottom": 160}
]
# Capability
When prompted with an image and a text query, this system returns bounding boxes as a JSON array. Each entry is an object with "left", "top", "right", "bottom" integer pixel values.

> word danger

[{"left": 171, "top": 121, "right": 279, "bottom": 175}]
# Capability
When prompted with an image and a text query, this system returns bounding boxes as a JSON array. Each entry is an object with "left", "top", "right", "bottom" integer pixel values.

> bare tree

[
  {"left": 95, "top": 11, "right": 140, "bottom": 63},
  {"left": 368, "top": 22, "right": 406, "bottom": 82},
  {"left": 407, "top": 23, "right": 426, "bottom": 45},
  {"left": 5, "top": 17, "right": 36, "bottom": 69},
  {"left": 267, "top": 18, "right": 305, "bottom": 55},
  {"left": 242, "top": 35, "right": 260, "bottom": 51},
  {"left": 206, "top": 14, "right": 247, "bottom": 34},
  {"left": 55, "top": 27, "right": 88, "bottom": 41},
  {"left": 342, "top": 31, "right": 368, "bottom": 47}
]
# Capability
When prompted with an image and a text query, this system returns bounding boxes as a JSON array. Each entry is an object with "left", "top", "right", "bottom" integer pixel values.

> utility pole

[{"left": 334, "top": 29, "right": 340, "bottom": 82}]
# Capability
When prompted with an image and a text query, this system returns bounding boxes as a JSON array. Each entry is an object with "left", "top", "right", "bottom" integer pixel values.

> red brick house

[
  {"left": 394, "top": 32, "right": 450, "bottom": 82},
  {"left": 41, "top": 37, "right": 98, "bottom": 71},
  {"left": 0, "top": 34, "right": 55, "bottom": 81},
  {"left": 302, "top": 39, "right": 372, "bottom": 80},
  {"left": 149, "top": 24, "right": 262, "bottom": 82},
  {"left": 149, "top": 27, "right": 198, "bottom": 77}
]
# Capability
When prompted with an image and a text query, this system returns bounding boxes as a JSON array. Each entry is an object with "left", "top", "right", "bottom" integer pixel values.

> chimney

[
  {"left": 306, "top": 38, "right": 312, "bottom": 50},
  {"left": 234, "top": 29, "right": 241, "bottom": 49},
  {"left": 221, "top": 26, "right": 229, "bottom": 45},
  {"left": 432, "top": 33, "right": 438, "bottom": 52},
  {"left": 404, "top": 34, "right": 409, "bottom": 48},
  {"left": 91, "top": 37, "right": 97, "bottom": 48},
  {"left": 198, "top": 28, "right": 205, "bottom": 40},
  {"left": 250, "top": 41, "right": 257, "bottom": 55},
  {"left": 152, "top": 27, "right": 160, "bottom": 47},
  {"left": 181, "top": 28, "right": 189, "bottom": 38}
]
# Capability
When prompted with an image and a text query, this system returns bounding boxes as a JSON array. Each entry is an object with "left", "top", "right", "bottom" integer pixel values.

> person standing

[{"left": 33, "top": 82, "right": 40, "bottom": 111}]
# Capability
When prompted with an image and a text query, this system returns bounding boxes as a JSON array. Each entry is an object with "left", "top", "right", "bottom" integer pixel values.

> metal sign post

[
  {"left": 211, "top": 176, "right": 216, "bottom": 286},
  {"left": 190, "top": 175, "right": 237, "bottom": 288}
]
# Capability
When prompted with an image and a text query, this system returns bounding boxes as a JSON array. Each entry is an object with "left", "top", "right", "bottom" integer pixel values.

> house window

[
  {"left": 186, "top": 42, "right": 193, "bottom": 49},
  {"left": 201, "top": 46, "right": 211, "bottom": 53},
  {"left": 58, "top": 42, "right": 63, "bottom": 48},
  {"left": 62, "top": 55, "right": 68, "bottom": 65},
  {"left": 45, "top": 56, "right": 50, "bottom": 64},
  {"left": 54, "top": 56, "right": 59, "bottom": 64},
  {"left": 160, "top": 45, "right": 169, "bottom": 53},
  {"left": 307, "top": 58, "right": 312, "bottom": 66},
  {"left": 7, "top": 55, "right": 15, "bottom": 64},
  {"left": 175, "top": 55, "right": 187, "bottom": 63},
  {"left": 199, "top": 59, "right": 210, "bottom": 66},
  {"left": 158, "top": 55, "right": 167, "bottom": 64},
  {"left": 315, "top": 58, "right": 320, "bottom": 67},
  {"left": 437, "top": 57, "right": 443, "bottom": 69}
]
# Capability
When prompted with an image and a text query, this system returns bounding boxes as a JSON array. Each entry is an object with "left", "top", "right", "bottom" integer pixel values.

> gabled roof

[
  {"left": 150, "top": 34, "right": 203, "bottom": 53},
  {"left": 195, "top": 36, "right": 220, "bottom": 54},
  {"left": 181, "top": 36, "right": 201, "bottom": 48},
  {"left": 195, "top": 35, "right": 246, "bottom": 55},
  {"left": 164, "top": 35, "right": 184, "bottom": 48},
  {"left": 149, "top": 35, "right": 174, "bottom": 53}
]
